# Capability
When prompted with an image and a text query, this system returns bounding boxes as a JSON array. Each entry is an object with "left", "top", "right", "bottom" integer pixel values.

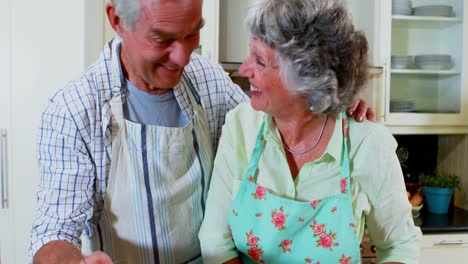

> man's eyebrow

[{"left": 151, "top": 18, "right": 205, "bottom": 38}]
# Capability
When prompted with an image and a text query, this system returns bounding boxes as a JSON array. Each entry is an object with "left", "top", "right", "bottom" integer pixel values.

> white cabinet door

[
  {"left": 379, "top": 0, "right": 468, "bottom": 131},
  {"left": 200, "top": 0, "right": 220, "bottom": 63},
  {"left": 1, "top": 1, "right": 105, "bottom": 263},
  {"left": 347, "top": 0, "right": 384, "bottom": 67},
  {"left": 420, "top": 233, "right": 468, "bottom": 264},
  {"left": 218, "top": 0, "right": 249, "bottom": 63},
  {"left": 0, "top": 0, "right": 13, "bottom": 263}
]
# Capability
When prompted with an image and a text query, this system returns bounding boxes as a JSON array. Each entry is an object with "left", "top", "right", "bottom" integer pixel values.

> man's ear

[{"left": 106, "top": 2, "right": 125, "bottom": 34}]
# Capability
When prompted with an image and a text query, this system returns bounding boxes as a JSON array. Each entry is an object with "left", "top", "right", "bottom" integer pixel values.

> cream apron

[{"left": 83, "top": 43, "right": 214, "bottom": 263}]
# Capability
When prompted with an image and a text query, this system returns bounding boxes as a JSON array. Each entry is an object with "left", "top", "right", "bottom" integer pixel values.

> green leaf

[{"left": 421, "top": 172, "right": 461, "bottom": 189}]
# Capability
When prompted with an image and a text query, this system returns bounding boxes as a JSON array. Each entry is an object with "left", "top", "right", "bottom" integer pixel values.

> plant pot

[{"left": 423, "top": 186, "right": 454, "bottom": 214}]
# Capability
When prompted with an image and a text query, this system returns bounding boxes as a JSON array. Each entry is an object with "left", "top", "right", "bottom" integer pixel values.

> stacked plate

[
  {"left": 392, "top": 0, "right": 412, "bottom": 15},
  {"left": 390, "top": 100, "right": 415, "bottom": 112},
  {"left": 413, "top": 5, "right": 454, "bottom": 17},
  {"left": 391, "top": 55, "right": 414, "bottom": 69},
  {"left": 414, "top": 54, "right": 452, "bottom": 70}
]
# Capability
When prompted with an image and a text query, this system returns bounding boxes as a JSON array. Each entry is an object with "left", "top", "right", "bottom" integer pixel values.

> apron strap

[
  {"left": 182, "top": 73, "right": 202, "bottom": 107},
  {"left": 340, "top": 112, "right": 352, "bottom": 194},
  {"left": 243, "top": 116, "right": 268, "bottom": 180},
  {"left": 244, "top": 112, "right": 352, "bottom": 195},
  {"left": 109, "top": 39, "right": 126, "bottom": 132}
]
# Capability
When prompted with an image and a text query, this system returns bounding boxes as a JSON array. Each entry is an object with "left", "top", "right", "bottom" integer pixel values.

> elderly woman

[{"left": 198, "top": 0, "right": 421, "bottom": 263}]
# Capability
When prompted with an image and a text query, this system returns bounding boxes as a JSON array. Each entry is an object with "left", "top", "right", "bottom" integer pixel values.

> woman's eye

[{"left": 255, "top": 58, "right": 265, "bottom": 67}]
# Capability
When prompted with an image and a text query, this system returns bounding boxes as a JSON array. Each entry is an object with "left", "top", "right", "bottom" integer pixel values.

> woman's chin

[{"left": 250, "top": 101, "right": 263, "bottom": 112}]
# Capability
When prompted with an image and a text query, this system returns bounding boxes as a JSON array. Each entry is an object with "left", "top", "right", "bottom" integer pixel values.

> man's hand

[
  {"left": 80, "top": 251, "right": 113, "bottom": 264},
  {"left": 34, "top": 241, "right": 112, "bottom": 264},
  {"left": 347, "top": 98, "right": 376, "bottom": 122}
]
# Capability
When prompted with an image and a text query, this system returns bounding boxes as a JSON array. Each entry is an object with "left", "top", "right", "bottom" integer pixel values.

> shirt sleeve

[
  {"left": 29, "top": 90, "right": 96, "bottom": 259},
  {"left": 224, "top": 75, "right": 249, "bottom": 113},
  {"left": 199, "top": 109, "right": 249, "bottom": 263},
  {"left": 357, "top": 126, "right": 422, "bottom": 264}
]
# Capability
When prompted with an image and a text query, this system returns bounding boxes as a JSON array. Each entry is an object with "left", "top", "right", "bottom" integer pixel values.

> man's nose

[{"left": 169, "top": 41, "right": 192, "bottom": 67}]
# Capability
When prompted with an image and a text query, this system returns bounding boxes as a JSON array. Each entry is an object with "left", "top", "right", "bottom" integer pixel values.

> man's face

[{"left": 118, "top": 0, "right": 203, "bottom": 93}]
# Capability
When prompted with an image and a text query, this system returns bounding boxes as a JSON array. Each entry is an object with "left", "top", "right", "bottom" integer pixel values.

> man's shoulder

[
  {"left": 185, "top": 54, "right": 227, "bottom": 80},
  {"left": 46, "top": 61, "right": 110, "bottom": 118},
  {"left": 182, "top": 54, "right": 248, "bottom": 109},
  {"left": 225, "top": 102, "right": 263, "bottom": 130},
  {"left": 187, "top": 53, "right": 221, "bottom": 69}
]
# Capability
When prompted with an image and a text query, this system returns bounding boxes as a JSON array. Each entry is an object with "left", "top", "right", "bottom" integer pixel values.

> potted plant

[{"left": 421, "top": 172, "right": 461, "bottom": 214}]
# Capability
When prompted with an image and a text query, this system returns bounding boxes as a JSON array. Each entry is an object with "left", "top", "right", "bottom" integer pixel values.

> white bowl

[{"left": 413, "top": 5, "right": 453, "bottom": 17}]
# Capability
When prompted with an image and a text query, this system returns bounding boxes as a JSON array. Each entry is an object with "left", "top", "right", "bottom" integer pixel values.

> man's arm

[{"left": 30, "top": 90, "right": 100, "bottom": 262}]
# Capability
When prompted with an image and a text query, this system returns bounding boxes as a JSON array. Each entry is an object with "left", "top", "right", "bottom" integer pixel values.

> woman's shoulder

[
  {"left": 347, "top": 119, "right": 400, "bottom": 189},
  {"left": 348, "top": 118, "right": 397, "bottom": 152}
]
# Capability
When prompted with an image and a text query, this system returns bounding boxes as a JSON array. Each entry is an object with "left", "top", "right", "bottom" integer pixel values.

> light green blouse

[{"left": 199, "top": 102, "right": 422, "bottom": 264}]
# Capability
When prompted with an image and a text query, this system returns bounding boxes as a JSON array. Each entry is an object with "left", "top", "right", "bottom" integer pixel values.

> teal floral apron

[{"left": 228, "top": 113, "right": 360, "bottom": 264}]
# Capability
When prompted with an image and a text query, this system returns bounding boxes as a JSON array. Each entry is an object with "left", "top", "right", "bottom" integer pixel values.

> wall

[{"left": 438, "top": 135, "right": 468, "bottom": 209}]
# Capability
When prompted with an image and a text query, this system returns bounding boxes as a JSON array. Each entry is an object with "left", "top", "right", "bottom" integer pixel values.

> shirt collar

[
  {"left": 96, "top": 36, "right": 122, "bottom": 103},
  {"left": 96, "top": 36, "right": 193, "bottom": 118}
]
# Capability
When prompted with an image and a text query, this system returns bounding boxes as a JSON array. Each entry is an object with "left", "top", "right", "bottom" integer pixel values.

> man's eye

[
  {"left": 186, "top": 32, "right": 199, "bottom": 39},
  {"left": 153, "top": 38, "right": 171, "bottom": 44}
]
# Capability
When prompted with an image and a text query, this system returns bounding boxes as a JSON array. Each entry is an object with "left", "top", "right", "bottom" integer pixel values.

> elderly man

[{"left": 30, "top": 0, "right": 373, "bottom": 263}]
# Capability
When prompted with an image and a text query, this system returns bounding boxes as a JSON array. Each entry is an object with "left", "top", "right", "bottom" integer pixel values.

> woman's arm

[
  {"left": 358, "top": 127, "right": 422, "bottom": 264},
  {"left": 199, "top": 106, "right": 254, "bottom": 263}
]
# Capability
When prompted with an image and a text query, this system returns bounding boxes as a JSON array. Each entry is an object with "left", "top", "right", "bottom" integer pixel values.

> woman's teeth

[{"left": 251, "top": 86, "right": 261, "bottom": 92}]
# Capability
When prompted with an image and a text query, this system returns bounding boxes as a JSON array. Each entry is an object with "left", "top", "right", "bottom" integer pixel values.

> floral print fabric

[{"left": 228, "top": 113, "right": 361, "bottom": 263}]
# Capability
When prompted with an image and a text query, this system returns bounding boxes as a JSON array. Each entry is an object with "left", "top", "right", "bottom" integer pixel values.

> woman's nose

[{"left": 238, "top": 57, "right": 253, "bottom": 78}]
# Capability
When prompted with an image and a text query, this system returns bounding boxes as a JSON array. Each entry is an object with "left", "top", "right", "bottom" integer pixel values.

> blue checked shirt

[{"left": 29, "top": 37, "right": 249, "bottom": 258}]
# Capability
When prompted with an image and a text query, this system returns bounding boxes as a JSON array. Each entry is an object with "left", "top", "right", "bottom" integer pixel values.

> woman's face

[{"left": 239, "top": 37, "right": 298, "bottom": 116}]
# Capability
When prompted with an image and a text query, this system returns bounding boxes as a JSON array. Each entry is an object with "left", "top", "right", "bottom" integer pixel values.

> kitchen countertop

[{"left": 415, "top": 207, "right": 468, "bottom": 233}]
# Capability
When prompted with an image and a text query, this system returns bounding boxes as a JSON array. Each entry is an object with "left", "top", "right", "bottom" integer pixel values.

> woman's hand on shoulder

[{"left": 347, "top": 98, "right": 376, "bottom": 122}]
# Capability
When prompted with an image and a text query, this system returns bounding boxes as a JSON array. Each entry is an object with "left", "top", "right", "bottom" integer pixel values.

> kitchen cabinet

[
  {"left": 378, "top": 0, "right": 468, "bottom": 133},
  {"left": 420, "top": 233, "right": 468, "bottom": 263},
  {"left": 0, "top": 1, "right": 106, "bottom": 263},
  {"left": 201, "top": 0, "right": 468, "bottom": 134},
  {"left": 201, "top": 0, "right": 382, "bottom": 64}
]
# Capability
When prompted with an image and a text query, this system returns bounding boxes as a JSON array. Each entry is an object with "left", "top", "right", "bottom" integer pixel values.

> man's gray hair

[
  {"left": 111, "top": 0, "right": 202, "bottom": 31},
  {"left": 245, "top": 0, "right": 369, "bottom": 114},
  {"left": 110, "top": 0, "right": 147, "bottom": 30}
]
